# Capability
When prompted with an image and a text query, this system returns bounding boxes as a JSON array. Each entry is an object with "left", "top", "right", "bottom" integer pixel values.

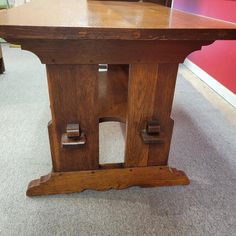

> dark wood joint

[
  {"left": 146, "top": 120, "right": 161, "bottom": 135},
  {"left": 61, "top": 123, "right": 86, "bottom": 147},
  {"left": 141, "top": 120, "right": 165, "bottom": 144}
]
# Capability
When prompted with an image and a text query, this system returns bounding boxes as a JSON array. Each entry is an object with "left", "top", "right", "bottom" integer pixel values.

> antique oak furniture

[{"left": 0, "top": 0, "right": 235, "bottom": 196}]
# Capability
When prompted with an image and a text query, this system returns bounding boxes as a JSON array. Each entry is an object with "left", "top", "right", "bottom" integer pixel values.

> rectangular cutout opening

[{"left": 99, "top": 121, "right": 125, "bottom": 165}]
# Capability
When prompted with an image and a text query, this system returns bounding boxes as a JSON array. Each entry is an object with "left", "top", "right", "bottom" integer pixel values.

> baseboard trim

[{"left": 184, "top": 59, "right": 236, "bottom": 108}]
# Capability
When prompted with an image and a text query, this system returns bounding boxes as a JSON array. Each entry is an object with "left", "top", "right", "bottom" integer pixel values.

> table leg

[
  {"left": 46, "top": 64, "right": 99, "bottom": 172},
  {"left": 125, "top": 63, "right": 179, "bottom": 167},
  {"left": 26, "top": 63, "right": 189, "bottom": 196},
  {"left": 5, "top": 38, "right": 213, "bottom": 196}
]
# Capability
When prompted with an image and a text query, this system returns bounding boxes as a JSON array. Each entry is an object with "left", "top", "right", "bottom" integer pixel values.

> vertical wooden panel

[
  {"left": 125, "top": 63, "right": 179, "bottom": 167},
  {"left": 125, "top": 64, "right": 159, "bottom": 167},
  {"left": 46, "top": 64, "right": 99, "bottom": 171},
  {"left": 148, "top": 64, "right": 179, "bottom": 166}
]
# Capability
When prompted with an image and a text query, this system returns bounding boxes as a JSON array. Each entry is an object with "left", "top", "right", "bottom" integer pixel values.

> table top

[{"left": 0, "top": 0, "right": 236, "bottom": 40}]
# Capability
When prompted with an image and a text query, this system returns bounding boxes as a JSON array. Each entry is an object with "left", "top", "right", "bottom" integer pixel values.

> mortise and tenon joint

[
  {"left": 61, "top": 123, "right": 86, "bottom": 147},
  {"left": 141, "top": 120, "right": 165, "bottom": 144}
]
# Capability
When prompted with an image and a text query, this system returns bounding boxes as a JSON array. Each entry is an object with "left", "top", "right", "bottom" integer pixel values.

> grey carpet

[{"left": 0, "top": 44, "right": 235, "bottom": 236}]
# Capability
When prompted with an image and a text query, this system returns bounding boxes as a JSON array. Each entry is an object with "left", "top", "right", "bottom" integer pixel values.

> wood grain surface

[
  {"left": 15, "top": 39, "right": 212, "bottom": 64},
  {"left": 98, "top": 65, "right": 128, "bottom": 123},
  {"left": 46, "top": 64, "right": 99, "bottom": 172},
  {"left": 125, "top": 64, "right": 178, "bottom": 167},
  {"left": 26, "top": 166, "right": 190, "bottom": 196},
  {"left": 0, "top": 0, "right": 235, "bottom": 41}
]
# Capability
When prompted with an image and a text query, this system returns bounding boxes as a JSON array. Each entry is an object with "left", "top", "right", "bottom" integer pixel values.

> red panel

[{"left": 173, "top": 0, "right": 236, "bottom": 93}]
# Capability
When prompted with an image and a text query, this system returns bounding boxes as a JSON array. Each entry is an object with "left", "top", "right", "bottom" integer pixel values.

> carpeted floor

[{"left": 0, "top": 44, "right": 235, "bottom": 236}]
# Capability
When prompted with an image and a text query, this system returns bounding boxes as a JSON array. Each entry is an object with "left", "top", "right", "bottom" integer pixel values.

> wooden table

[{"left": 0, "top": 0, "right": 235, "bottom": 196}]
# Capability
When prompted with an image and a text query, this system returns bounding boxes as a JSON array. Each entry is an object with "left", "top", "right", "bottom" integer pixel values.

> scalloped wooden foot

[{"left": 26, "top": 166, "right": 190, "bottom": 196}]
